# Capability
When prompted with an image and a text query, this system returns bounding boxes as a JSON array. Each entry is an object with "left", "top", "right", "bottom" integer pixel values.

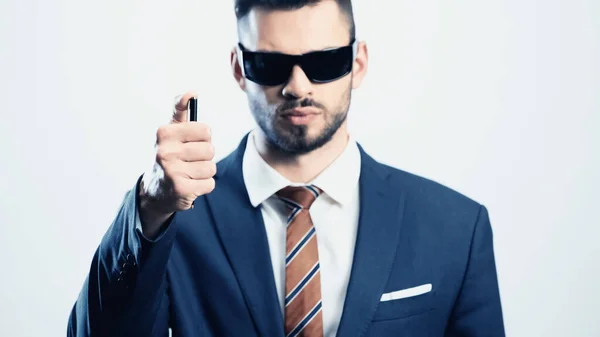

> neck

[{"left": 254, "top": 124, "right": 350, "bottom": 183}]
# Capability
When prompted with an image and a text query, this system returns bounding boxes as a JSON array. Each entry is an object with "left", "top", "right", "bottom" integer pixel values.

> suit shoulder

[{"left": 379, "top": 163, "right": 484, "bottom": 221}]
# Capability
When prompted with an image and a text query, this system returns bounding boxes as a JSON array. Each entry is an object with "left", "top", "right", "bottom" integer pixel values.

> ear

[
  {"left": 351, "top": 41, "right": 368, "bottom": 89},
  {"left": 231, "top": 45, "right": 246, "bottom": 91}
]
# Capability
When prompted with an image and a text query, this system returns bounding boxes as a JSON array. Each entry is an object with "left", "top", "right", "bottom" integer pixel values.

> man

[{"left": 67, "top": 0, "right": 505, "bottom": 336}]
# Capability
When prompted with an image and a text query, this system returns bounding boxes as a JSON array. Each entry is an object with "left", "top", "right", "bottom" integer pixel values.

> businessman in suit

[{"left": 67, "top": 0, "right": 505, "bottom": 336}]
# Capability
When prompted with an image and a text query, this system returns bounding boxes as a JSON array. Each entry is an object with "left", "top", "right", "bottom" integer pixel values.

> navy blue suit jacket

[{"left": 67, "top": 134, "right": 505, "bottom": 336}]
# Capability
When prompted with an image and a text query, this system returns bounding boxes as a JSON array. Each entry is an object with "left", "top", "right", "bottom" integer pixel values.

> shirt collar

[{"left": 242, "top": 129, "right": 361, "bottom": 207}]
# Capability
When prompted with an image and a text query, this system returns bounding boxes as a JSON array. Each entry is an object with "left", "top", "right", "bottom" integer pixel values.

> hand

[{"left": 138, "top": 92, "right": 216, "bottom": 236}]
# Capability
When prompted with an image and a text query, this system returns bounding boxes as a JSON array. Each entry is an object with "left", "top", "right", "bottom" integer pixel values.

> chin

[
  {"left": 258, "top": 112, "right": 346, "bottom": 154},
  {"left": 274, "top": 130, "right": 335, "bottom": 155}
]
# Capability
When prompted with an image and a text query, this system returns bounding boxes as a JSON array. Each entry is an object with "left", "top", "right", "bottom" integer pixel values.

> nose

[{"left": 281, "top": 65, "right": 313, "bottom": 99}]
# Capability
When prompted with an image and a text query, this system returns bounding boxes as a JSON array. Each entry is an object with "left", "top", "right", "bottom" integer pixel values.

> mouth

[
  {"left": 281, "top": 107, "right": 320, "bottom": 116},
  {"left": 280, "top": 107, "right": 321, "bottom": 125}
]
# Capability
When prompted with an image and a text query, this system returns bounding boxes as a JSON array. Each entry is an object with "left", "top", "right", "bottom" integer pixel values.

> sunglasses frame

[{"left": 236, "top": 39, "right": 359, "bottom": 86}]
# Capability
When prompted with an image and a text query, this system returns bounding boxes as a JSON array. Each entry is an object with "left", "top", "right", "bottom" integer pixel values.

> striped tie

[{"left": 276, "top": 185, "right": 324, "bottom": 337}]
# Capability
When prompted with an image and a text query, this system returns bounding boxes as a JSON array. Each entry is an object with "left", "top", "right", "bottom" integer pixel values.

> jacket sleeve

[
  {"left": 445, "top": 205, "right": 506, "bottom": 337},
  {"left": 67, "top": 175, "right": 177, "bottom": 337}
]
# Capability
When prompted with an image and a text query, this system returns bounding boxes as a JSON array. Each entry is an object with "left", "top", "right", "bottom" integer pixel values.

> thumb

[{"left": 171, "top": 91, "right": 198, "bottom": 123}]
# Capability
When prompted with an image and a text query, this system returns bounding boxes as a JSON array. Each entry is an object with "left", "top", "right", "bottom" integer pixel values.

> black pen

[{"left": 188, "top": 97, "right": 198, "bottom": 122}]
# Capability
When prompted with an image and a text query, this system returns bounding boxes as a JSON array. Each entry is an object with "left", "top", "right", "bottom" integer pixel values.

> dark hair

[{"left": 234, "top": 0, "right": 356, "bottom": 40}]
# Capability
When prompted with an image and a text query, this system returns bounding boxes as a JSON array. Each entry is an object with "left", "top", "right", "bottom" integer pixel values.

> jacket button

[{"left": 126, "top": 253, "right": 137, "bottom": 266}]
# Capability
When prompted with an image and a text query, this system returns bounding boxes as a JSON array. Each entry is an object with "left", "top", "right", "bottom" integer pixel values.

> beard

[{"left": 248, "top": 87, "right": 351, "bottom": 155}]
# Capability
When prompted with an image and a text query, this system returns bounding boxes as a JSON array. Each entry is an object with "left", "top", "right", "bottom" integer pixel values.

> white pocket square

[{"left": 380, "top": 283, "right": 432, "bottom": 302}]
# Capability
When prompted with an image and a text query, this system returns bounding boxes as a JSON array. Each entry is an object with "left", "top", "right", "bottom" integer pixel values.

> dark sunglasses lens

[
  {"left": 302, "top": 46, "right": 353, "bottom": 83},
  {"left": 243, "top": 52, "right": 293, "bottom": 86}
]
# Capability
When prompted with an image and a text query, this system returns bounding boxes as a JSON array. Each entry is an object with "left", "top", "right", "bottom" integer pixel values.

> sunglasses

[{"left": 237, "top": 40, "right": 357, "bottom": 86}]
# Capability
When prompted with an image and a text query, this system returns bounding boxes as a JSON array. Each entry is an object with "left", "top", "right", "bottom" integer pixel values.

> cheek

[
  {"left": 246, "top": 82, "right": 263, "bottom": 98},
  {"left": 316, "top": 80, "right": 350, "bottom": 109},
  {"left": 263, "top": 86, "right": 283, "bottom": 105},
  {"left": 247, "top": 84, "right": 283, "bottom": 106}
]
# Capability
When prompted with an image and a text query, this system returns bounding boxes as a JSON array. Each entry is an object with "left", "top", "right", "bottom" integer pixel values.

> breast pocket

[{"left": 372, "top": 284, "right": 436, "bottom": 321}]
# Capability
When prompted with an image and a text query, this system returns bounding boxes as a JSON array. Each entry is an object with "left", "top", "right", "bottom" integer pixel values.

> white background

[{"left": 1, "top": 0, "right": 598, "bottom": 336}]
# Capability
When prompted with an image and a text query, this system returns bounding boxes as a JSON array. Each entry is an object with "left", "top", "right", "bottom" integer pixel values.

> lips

[
  {"left": 279, "top": 108, "right": 320, "bottom": 125},
  {"left": 281, "top": 107, "right": 320, "bottom": 117}
]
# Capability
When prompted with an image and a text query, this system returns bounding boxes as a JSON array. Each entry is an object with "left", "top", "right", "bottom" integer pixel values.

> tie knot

[{"left": 276, "top": 185, "right": 322, "bottom": 210}]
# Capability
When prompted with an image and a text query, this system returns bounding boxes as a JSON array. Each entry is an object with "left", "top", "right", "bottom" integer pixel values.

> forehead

[{"left": 238, "top": 0, "right": 350, "bottom": 54}]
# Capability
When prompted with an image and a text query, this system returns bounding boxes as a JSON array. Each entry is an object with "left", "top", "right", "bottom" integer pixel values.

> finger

[
  {"left": 193, "top": 178, "right": 216, "bottom": 196},
  {"left": 172, "top": 91, "right": 198, "bottom": 123},
  {"left": 173, "top": 176, "right": 216, "bottom": 196},
  {"left": 180, "top": 142, "right": 215, "bottom": 162},
  {"left": 184, "top": 161, "right": 217, "bottom": 180},
  {"left": 156, "top": 122, "right": 212, "bottom": 143}
]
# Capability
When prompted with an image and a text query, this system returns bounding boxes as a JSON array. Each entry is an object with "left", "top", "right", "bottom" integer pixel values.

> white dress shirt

[{"left": 242, "top": 129, "right": 362, "bottom": 337}]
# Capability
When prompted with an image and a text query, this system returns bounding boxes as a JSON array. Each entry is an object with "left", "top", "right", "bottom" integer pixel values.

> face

[{"left": 231, "top": 0, "right": 368, "bottom": 154}]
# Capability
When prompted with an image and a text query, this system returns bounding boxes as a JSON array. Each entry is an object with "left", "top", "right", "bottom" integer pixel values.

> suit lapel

[
  {"left": 205, "top": 134, "right": 284, "bottom": 337},
  {"left": 336, "top": 145, "right": 407, "bottom": 337}
]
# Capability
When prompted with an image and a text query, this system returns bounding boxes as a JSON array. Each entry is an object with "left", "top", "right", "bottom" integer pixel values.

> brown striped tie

[{"left": 276, "top": 185, "right": 324, "bottom": 337}]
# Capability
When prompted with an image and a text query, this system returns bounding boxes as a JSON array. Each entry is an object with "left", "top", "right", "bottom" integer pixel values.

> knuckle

[
  {"left": 209, "top": 162, "right": 217, "bottom": 176},
  {"left": 156, "top": 125, "right": 172, "bottom": 141},
  {"left": 206, "top": 143, "right": 215, "bottom": 158},
  {"left": 155, "top": 145, "right": 173, "bottom": 163},
  {"left": 203, "top": 162, "right": 217, "bottom": 176},
  {"left": 204, "top": 178, "right": 216, "bottom": 193},
  {"left": 157, "top": 144, "right": 184, "bottom": 164},
  {"left": 155, "top": 149, "right": 166, "bottom": 163},
  {"left": 198, "top": 123, "right": 212, "bottom": 139}
]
